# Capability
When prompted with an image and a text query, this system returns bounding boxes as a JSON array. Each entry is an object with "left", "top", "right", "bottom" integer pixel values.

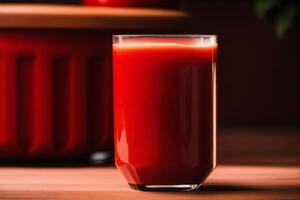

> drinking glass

[{"left": 113, "top": 35, "right": 217, "bottom": 191}]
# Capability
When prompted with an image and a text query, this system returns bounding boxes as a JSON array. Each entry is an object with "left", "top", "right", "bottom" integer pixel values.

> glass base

[{"left": 129, "top": 183, "right": 201, "bottom": 191}]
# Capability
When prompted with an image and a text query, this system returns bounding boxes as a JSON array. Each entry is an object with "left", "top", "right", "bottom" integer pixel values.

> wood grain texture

[
  {"left": 0, "top": 165, "right": 299, "bottom": 199},
  {"left": 0, "top": 4, "right": 188, "bottom": 29}
]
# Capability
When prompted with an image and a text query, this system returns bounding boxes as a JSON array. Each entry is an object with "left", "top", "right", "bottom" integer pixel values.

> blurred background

[
  {"left": 184, "top": 0, "right": 300, "bottom": 166},
  {"left": 0, "top": 0, "right": 299, "bottom": 166}
]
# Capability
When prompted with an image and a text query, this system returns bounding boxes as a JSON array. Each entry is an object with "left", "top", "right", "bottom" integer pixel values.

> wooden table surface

[
  {"left": 0, "top": 4, "right": 188, "bottom": 29},
  {"left": 0, "top": 165, "right": 299, "bottom": 200}
]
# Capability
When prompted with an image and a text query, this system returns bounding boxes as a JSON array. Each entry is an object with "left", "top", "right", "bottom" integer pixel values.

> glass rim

[
  {"left": 113, "top": 34, "right": 217, "bottom": 39},
  {"left": 113, "top": 34, "right": 217, "bottom": 46}
]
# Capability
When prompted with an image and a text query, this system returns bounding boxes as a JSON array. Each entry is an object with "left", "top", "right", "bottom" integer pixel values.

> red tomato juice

[{"left": 113, "top": 37, "right": 217, "bottom": 189}]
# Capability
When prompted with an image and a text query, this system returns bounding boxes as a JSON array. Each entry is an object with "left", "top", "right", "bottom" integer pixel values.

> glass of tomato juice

[{"left": 113, "top": 35, "right": 217, "bottom": 191}]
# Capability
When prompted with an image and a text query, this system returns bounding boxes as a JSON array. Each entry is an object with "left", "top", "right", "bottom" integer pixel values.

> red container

[
  {"left": 0, "top": 30, "right": 113, "bottom": 160},
  {"left": 83, "top": 0, "right": 181, "bottom": 8}
]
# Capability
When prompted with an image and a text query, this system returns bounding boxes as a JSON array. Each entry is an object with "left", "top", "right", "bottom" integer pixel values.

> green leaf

[
  {"left": 254, "top": 0, "right": 280, "bottom": 18},
  {"left": 275, "top": 4, "right": 298, "bottom": 38}
]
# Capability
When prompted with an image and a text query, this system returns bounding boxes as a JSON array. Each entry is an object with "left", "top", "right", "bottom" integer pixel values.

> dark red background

[{"left": 184, "top": 0, "right": 299, "bottom": 128}]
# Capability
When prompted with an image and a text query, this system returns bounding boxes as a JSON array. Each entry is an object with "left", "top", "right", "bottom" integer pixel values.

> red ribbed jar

[{"left": 0, "top": 30, "right": 113, "bottom": 160}]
